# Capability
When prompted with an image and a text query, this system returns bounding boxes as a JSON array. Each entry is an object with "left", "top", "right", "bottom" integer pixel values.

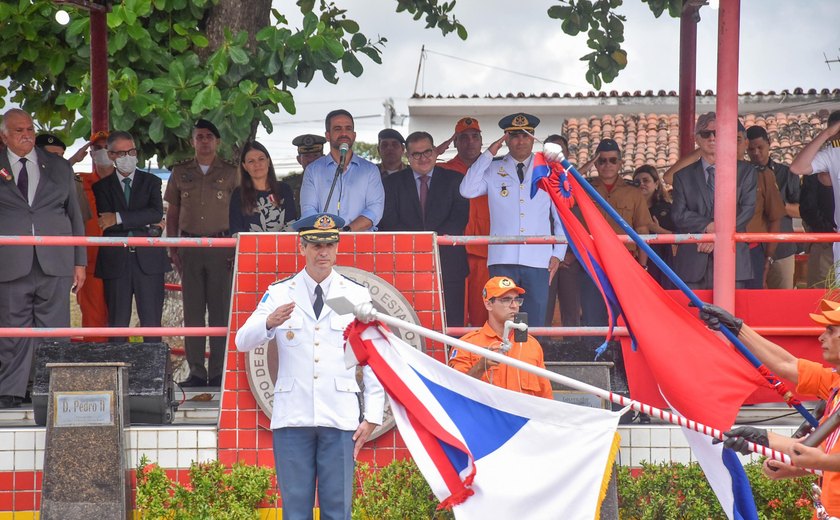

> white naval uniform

[
  {"left": 460, "top": 150, "right": 566, "bottom": 267},
  {"left": 235, "top": 269, "right": 385, "bottom": 431}
]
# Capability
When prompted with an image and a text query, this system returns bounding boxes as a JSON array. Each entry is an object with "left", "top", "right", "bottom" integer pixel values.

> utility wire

[{"left": 423, "top": 48, "right": 585, "bottom": 89}]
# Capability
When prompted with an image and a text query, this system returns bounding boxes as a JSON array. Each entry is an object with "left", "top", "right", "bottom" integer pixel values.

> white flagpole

[{"left": 330, "top": 297, "right": 800, "bottom": 466}]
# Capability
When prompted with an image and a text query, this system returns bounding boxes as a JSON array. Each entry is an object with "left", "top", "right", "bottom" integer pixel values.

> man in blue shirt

[{"left": 299, "top": 109, "right": 385, "bottom": 231}]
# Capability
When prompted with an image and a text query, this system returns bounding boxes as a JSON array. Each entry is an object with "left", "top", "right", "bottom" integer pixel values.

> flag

[
  {"left": 534, "top": 155, "right": 771, "bottom": 519},
  {"left": 345, "top": 320, "right": 621, "bottom": 519}
]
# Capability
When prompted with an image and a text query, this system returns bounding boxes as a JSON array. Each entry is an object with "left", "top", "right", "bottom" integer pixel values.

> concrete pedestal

[
  {"left": 545, "top": 361, "right": 619, "bottom": 520},
  {"left": 40, "top": 362, "right": 130, "bottom": 520}
]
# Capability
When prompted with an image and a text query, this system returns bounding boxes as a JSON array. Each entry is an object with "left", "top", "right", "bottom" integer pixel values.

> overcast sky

[{"left": 256, "top": 0, "right": 838, "bottom": 174}]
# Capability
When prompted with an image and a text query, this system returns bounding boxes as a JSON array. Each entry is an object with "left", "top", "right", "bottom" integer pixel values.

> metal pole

[
  {"left": 678, "top": 2, "right": 700, "bottom": 156},
  {"left": 712, "top": 0, "right": 741, "bottom": 311},
  {"left": 89, "top": 8, "right": 109, "bottom": 134},
  {"left": 349, "top": 302, "right": 797, "bottom": 464}
]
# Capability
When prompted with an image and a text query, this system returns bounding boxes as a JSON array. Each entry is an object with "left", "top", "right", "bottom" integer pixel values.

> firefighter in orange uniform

[
  {"left": 448, "top": 276, "right": 553, "bottom": 398},
  {"left": 440, "top": 117, "right": 490, "bottom": 327},
  {"left": 76, "top": 131, "right": 114, "bottom": 341}
]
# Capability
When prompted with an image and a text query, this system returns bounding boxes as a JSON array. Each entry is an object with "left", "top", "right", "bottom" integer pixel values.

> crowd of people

[
  {"left": 2, "top": 103, "right": 840, "bottom": 517},
  {"left": 1, "top": 105, "right": 839, "bottom": 408}
]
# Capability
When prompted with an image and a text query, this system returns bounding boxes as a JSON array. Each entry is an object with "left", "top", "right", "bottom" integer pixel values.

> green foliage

[
  {"left": 547, "top": 0, "right": 687, "bottom": 90},
  {"left": 353, "top": 459, "right": 455, "bottom": 520},
  {"left": 617, "top": 460, "right": 817, "bottom": 520},
  {"left": 352, "top": 140, "right": 381, "bottom": 162},
  {"left": 135, "top": 455, "right": 275, "bottom": 519},
  {"left": 0, "top": 1, "right": 465, "bottom": 166}
]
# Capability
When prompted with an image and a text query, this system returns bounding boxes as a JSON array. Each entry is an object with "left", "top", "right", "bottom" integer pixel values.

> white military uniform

[
  {"left": 235, "top": 269, "right": 384, "bottom": 431},
  {"left": 460, "top": 150, "right": 566, "bottom": 267}
]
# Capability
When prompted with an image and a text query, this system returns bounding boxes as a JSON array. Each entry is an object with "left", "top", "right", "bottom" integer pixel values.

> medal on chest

[
  {"left": 286, "top": 330, "right": 295, "bottom": 341},
  {"left": 500, "top": 184, "right": 509, "bottom": 197}
]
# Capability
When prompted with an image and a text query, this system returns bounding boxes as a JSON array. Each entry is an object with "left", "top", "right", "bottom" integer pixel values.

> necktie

[
  {"left": 706, "top": 165, "right": 715, "bottom": 194},
  {"left": 516, "top": 162, "right": 525, "bottom": 184},
  {"left": 313, "top": 284, "right": 324, "bottom": 318},
  {"left": 17, "top": 158, "right": 28, "bottom": 201},
  {"left": 418, "top": 175, "right": 429, "bottom": 222},
  {"left": 122, "top": 177, "right": 132, "bottom": 204}
]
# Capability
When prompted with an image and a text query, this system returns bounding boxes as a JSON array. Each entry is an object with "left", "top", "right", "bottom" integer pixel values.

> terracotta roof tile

[{"left": 563, "top": 111, "right": 829, "bottom": 177}]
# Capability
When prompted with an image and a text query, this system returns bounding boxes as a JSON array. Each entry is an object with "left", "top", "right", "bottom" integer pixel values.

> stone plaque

[{"left": 54, "top": 391, "right": 113, "bottom": 427}]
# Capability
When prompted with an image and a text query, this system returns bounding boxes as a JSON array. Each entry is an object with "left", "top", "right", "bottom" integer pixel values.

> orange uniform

[
  {"left": 76, "top": 171, "right": 108, "bottom": 341},
  {"left": 796, "top": 359, "right": 840, "bottom": 518},
  {"left": 441, "top": 155, "right": 490, "bottom": 327},
  {"left": 449, "top": 323, "right": 553, "bottom": 399}
]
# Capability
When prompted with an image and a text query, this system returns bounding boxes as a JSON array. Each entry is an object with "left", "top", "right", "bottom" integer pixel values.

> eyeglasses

[
  {"left": 596, "top": 157, "right": 619, "bottom": 165},
  {"left": 698, "top": 130, "right": 716, "bottom": 139},
  {"left": 491, "top": 297, "right": 524, "bottom": 306},
  {"left": 409, "top": 148, "right": 435, "bottom": 160},
  {"left": 108, "top": 148, "right": 138, "bottom": 158}
]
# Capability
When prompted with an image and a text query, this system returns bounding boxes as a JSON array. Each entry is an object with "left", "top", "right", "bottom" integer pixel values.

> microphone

[
  {"left": 338, "top": 143, "right": 349, "bottom": 170},
  {"left": 324, "top": 143, "right": 350, "bottom": 213}
]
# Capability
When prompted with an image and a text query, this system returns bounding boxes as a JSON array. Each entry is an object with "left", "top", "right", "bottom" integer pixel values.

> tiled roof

[
  {"left": 411, "top": 88, "right": 840, "bottom": 99},
  {"left": 563, "top": 110, "right": 832, "bottom": 175}
]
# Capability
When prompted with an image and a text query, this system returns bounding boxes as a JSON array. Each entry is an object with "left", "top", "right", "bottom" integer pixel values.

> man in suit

[
  {"left": 235, "top": 213, "right": 384, "bottom": 520},
  {"left": 379, "top": 131, "right": 470, "bottom": 327},
  {"left": 460, "top": 113, "right": 567, "bottom": 328},
  {"left": 671, "top": 112, "right": 757, "bottom": 289},
  {"left": 0, "top": 109, "right": 86, "bottom": 408},
  {"left": 93, "top": 131, "right": 170, "bottom": 342}
]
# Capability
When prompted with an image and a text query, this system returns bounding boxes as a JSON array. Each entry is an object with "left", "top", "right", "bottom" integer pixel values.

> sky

[
  {"left": 53, "top": 0, "right": 840, "bottom": 174},
  {"left": 256, "top": 0, "right": 839, "bottom": 175}
]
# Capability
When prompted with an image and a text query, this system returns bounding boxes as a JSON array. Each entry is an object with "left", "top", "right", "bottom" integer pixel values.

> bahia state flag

[{"left": 344, "top": 320, "right": 622, "bottom": 519}]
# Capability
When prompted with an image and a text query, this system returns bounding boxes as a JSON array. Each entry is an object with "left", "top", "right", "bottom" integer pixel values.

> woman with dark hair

[
  {"left": 633, "top": 165, "right": 674, "bottom": 287},
  {"left": 229, "top": 141, "right": 297, "bottom": 234}
]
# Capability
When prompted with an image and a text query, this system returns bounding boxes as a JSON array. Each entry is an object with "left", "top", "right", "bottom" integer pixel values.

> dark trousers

[
  {"left": 488, "top": 264, "right": 548, "bottom": 328},
  {"left": 443, "top": 278, "right": 465, "bottom": 328},
  {"left": 744, "top": 244, "right": 766, "bottom": 289},
  {"left": 0, "top": 256, "right": 71, "bottom": 397},
  {"left": 273, "top": 427, "right": 354, "bottom": 520},
  {"left": 180, "top": 247, "right": 233, "bottom": 381},
  {"left": 102, "top": 252, "right": 165, "bottom": 343}
]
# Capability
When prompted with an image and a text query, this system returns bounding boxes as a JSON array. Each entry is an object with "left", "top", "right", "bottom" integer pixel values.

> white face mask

[
  {"left": 115, "top": 155, "right": 137, "bottom": 174},
  {"left": 92, "top": 148, "right": 111, "bottom": 166}
]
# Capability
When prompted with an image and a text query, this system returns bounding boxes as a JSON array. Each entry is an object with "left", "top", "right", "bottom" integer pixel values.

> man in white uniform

[
  {"left": 459, "top": 112, "right": 566, "bottom": 328},
  {"left": 791, "top": 110, "right": 840, "bottom": 274},
  {"left": 235, "top": 213, "right": 384, "bottom": 520}
]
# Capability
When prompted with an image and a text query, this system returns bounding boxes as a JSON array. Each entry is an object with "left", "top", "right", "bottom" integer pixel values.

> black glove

[
  {"left": 697, "top": 303, "right": 743, "bottom": 336},
  {"left": 711, "top": 426, "right": 768, "bottom": 456}
]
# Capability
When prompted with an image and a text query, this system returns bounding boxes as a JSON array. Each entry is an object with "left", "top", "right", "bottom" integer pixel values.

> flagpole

[
  {"left": 540, "top": 146, "right": 818, "bottom": 428},
  {"left": 340, "top": 299, "right": 800, "bottom": 467}
]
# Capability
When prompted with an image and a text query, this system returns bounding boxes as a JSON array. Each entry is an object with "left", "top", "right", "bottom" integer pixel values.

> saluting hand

[
  {"left": 265, "top": 302, "right": 295, "bottom": 330},
  {"left": 487, "top": 134, "right": 508, "bottom": 156}
]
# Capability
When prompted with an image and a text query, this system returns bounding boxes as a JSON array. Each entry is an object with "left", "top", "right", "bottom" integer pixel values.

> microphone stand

[{"left": 323, "top": 146, "right": 348, "bottom": 212}]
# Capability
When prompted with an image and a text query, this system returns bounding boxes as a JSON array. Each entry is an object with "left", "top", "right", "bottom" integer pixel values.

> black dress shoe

[
  {"left": 178, "top": 375, "right": 207, "bottom": 388},
  {"left": 0, "top": 395, "right": 21, "bottom": 409},
  {"left": 207, "top": 375, "right": 222, "bottom": 387}
]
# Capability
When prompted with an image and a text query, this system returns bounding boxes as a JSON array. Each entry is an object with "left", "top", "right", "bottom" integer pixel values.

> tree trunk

[
  {"left": 203, "top": 0, "right": 273, "bottom": 142},
  {"left": 203, "top": 0, "right": 272, "bottom": 52}
]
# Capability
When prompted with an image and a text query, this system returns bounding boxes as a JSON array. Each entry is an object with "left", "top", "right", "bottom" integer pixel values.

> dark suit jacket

[
  {"left": 92, "top": 170, "right": 171, "bottom": 279},
  {"left": 671, "top": 159, "right": 757, "bottom": 283},
  {"left": 0, "top": 148, "right": 85, "bottom": 282},
  {"left": 380, "top": 166, "right": 469, "bottom": 281}
]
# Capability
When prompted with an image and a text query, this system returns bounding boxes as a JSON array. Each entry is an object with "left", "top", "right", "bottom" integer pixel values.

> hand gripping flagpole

[
  {"left": 539, "top": 143, "right": 818, "bottom": 428},
  {"left": 326, "top": 296, "right": 805, "bottom": 468}
]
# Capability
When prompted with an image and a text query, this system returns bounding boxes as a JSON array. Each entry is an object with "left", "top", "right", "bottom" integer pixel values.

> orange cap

[
  {"left": 482, "top": 276, "right": 525, "bottom": 300},
  {"left": 455, "top": 117, "right": 481, "bottom": 134},
  {"left": 90, "top": 130, "right": 109, "bottom": 142},
  {"left": 810, "top": 299, "right": 840, "bottom": 326}
]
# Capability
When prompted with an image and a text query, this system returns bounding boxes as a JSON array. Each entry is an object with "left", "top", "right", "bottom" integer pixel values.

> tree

[
  {"left": 0, "top": 0, "right": 682, "bottom": 165},
  {"left": 0, "top": 0, "right": 466, "bottom": 165}
]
